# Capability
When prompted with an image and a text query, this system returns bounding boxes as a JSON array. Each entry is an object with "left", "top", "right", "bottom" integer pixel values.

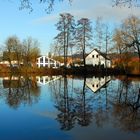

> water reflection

[
  {"left": 86, "top": 76, "right": 111, "bottom": 93},
  {"left": 50, "top": 76, "right": 76, "bottom": 130},
  {"left": 0, "top": 75, "right": 40, "bottom": 108},
  {"left": 49, "top": 76, "right": 110, "bottom": 130},
  {"left": 48, "top": 75, "right": 140, "bottom": 133},
  {"left": 112, "top": 77, "right": 140, "bottom": 132},
  {"left": 36, "top": 75, "right": 62, "bottom": 85},
  {"left": 0, "top": 75, "right": 140, "bottom": 139}
]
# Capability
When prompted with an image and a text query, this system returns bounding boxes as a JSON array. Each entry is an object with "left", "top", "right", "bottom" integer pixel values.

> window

[
  {"left": 92, "top": 84, "right": 94, "bottom": 87},
  {"left": 56, "top": 63, "right": 59, "bottom": 67},
  {"left": 40, "top": 57, "right": 43, "bottom": 63},
  {"left": 50, "top": 64, "right": 54, "bottom": 67},
  {"left": 45, "top": 58, "right": 48, "bottom": 63},
  {"left": 96, "top": 84, "right": 98, "bottom": 88},
  {"left": 45, "top": 78, "right": 48, "bottom": 82},
  {"left": 96, "top": 55, "right": 98, "bottom": 58},
  {"left": 40, "top": 77, "right": 43, "bottom": 83},
  {"left": 92, "top": 55, "right": 94, "bottom": 58},
  {"left": 40, "top": 64, "right": 43, "bottom": 67}
]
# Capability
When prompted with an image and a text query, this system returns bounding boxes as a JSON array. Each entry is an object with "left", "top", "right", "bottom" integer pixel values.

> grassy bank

[{"left": 0, "top": 66, "right": 139, "bottom": 76}]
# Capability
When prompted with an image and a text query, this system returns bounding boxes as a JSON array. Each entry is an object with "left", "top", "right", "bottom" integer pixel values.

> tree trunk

[{"left": 83, "top": 25, "right": 86, "bottom": 67}]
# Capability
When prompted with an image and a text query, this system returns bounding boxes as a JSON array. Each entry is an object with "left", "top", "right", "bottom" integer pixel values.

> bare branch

[
  {"left": 113, "top": 0, "right": 140, "bottom": 7},
  {"left": 19, "top": 0, "right": 72, "bottom": 13}
]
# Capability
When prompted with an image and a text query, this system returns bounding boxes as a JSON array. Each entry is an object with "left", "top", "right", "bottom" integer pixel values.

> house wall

[{"left": 85, "top": 50, "right": 111, "bottom": 68}]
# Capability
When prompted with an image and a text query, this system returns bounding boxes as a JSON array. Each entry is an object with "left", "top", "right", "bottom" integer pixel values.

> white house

[
  {"left": 85, "top": 49, "right": 111, "bottom": 68},
  {"left": 86, "top": 76, "right": 111, "bottom": 93},
  {"left": 36, "top": 56, "right": 61, "bottom": 68}
]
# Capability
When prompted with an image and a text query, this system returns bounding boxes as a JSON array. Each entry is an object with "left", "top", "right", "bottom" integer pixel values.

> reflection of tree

[
  {"left": 3, "top": 75, "right": 40, "bottom": 109},
  {"left": 50, "top": 75, "right": 140, "bottom": 132},
  {"left": 50, "top": 76, "right": 76, "bottom": 130},
  {"left": 56, "top": 76, "right": 76, "bottom": 130},
  {"left": 75, "top": 77, "right": 93, "bottom": 126},
  {"left": 94, "top": 78, "right": 110, "bottom": 128},
  {"left": 112, "top": 77, "right": 140, "bottom": 132},
  {"left": 50, "top": 76, "right": 94, "bottom": 130}
]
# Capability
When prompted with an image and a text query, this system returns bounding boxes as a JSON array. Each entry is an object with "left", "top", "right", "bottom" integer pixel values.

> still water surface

[{"left": 0, "top": 75, "right": 140, "bottom": 140}]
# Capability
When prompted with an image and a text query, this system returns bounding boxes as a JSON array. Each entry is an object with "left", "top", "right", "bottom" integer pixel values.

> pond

[{"left": 0, "top": 75, "right": 140, "bottom": 140}]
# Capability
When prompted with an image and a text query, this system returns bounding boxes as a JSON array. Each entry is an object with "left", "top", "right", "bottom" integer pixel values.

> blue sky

[{"left": 0, "top": 0, "right": 140, "bottom": 55}]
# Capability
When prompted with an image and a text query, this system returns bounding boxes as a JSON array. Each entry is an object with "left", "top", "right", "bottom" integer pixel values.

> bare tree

[
  {"left": 94, "top": 17, "right": 104, "bottom": 51},
  {"left": 113, "top": 0, "right": 140, "bottom": 7},
  {"left": 4, "top": 36, "right": 22, "bottom": 69},
  {"left": 19, "top": 0, "right": 72, "bottom": 13},
  {"left": 113, "top": 29, "right": 128, "bottom": 69},
  {"left": 113, "top": 16, "right": 140, "bottom": 72},
  {"left": 22, "top": 37, "right": 40, "bottom": 67},
  {"left": 104, "top": 25, "right": 112, "bottom": 69}
]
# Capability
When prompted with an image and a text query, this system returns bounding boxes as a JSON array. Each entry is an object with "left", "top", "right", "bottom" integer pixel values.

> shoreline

[{"left": 0, "top": 67, "right": 140, "bottom": 77}]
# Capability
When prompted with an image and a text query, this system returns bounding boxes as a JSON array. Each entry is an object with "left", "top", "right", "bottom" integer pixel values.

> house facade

[
  {"left": 36, "top": 56, "right": 61, "bottom": 68},
  {"left": 85, "top": 49, "right": 111, "bottom": 68}
]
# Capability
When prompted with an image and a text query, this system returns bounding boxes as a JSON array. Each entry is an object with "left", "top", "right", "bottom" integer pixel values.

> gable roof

[{"left": 87, "top": 48, "right": 110, "bottom": 60}]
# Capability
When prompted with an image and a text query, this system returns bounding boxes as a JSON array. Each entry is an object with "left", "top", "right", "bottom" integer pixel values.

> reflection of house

[
  {"left": 86, "top": 49, "right": 111, "bottom": 68},
  {"left": 36, "top": 56, "right": 61, "bottom": 68},
  {"left": 36, "top": 76, "right": 61, "bottom": 85},
  {"left": 86, "top": 76, "right": 111, "bottom": 93}
]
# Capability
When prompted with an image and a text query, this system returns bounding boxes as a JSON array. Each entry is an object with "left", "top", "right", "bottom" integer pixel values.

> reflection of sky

[
  {"left": 0, "top": 79, "right": 72, "bottom": 140},
  {"left": 0, "top": 77, "right": 140, "bottom": 140}
]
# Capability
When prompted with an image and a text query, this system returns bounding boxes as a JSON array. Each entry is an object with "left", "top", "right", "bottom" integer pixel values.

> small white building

[
  {"left": 85, "top": 49, "right": 111, "bottom": 68},
  {"left": 0, "top": 60, "right": 23, "bottom": 67},
  {"left": 36, "top": 56, "right": 61, "bottom": 68}
]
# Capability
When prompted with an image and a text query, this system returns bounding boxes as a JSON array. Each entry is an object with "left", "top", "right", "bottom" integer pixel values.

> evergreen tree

[
  {"left": 76, "top": 18, "right": 92, "bottom": 67},
  {"left": 55, "top": 13, "right": 75, "bottom": 67}
]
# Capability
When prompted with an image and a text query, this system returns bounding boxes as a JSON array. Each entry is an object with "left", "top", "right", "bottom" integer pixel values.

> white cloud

[
  {"left": 87, "top": 4, "right": 140, "bottom": 22},
  {"left": 32, "top": 14, "right": 59, "bottom": 24},
  {"left": 70, "top": 0, "right": 140, "bottom": 22},
  {"left": 32, "top": 0, "right": 140, "bottom": 25}
]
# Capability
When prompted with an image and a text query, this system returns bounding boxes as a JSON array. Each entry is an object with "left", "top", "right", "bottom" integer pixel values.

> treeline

[
  {"left": 0, "top": 36, "right": 40, "bottom": 70},
  {"left": 1, "top": 14, "right": 140, "bottom": 75},
  {"left": 51, "top": 13, "right": 112, "bottom": 68},
  {"left": 113, "top": 15, "right": 140, "bottom": 74},
  {"left": 51, "top": 13, "right": 140, "bottom": 74}
]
